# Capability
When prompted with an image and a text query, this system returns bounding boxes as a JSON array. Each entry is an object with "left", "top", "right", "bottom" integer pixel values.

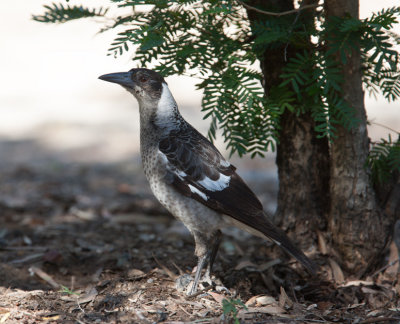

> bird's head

[
  {"left": 99, "top": 68, "right": 181, "bottom": 129},
  {"left": 99, "top": 68, "right": 167, "bottom": 104}
]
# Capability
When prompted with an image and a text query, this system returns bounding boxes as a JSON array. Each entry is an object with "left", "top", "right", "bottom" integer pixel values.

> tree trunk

[
  {"left": 246, "top": 0, "right": 330, "bottom": 248},
  {"left": 245, "top": 0, "right": 396, "bottom": 273},
  {"left": 276, "top": 111, "right": 330, "bottom": 244},
  {"left": 325, "top": 0, "right": 391, "bottom": 273}
]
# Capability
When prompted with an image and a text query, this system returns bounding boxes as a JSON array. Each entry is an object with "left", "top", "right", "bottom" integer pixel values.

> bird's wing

[
  {"left": 159, "top": 126, "right": 262, "bottom": 217},
  {"left": 159, "top": 126, "right": 316, "bottom": 274}
]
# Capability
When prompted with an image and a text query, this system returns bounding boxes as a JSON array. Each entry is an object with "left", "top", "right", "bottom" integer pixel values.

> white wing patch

[
  {"left": 220, "top": 159, "right": 231, "bottom": 167},
  {"left": 198, "top": 173, "right": 230, "bottom": 192},
  {"left": 272, "top": 239, "right": 281, "bottom": 246},
  {"left": 175, "top": 169, "right": 187, "bottom": 178},
  {"left": 188, "top": 184, "right": 208, "bottom": 201}
]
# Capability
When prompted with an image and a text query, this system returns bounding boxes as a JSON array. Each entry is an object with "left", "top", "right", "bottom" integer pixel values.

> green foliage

[
  {"left": 33, "top": 1, "right": 400, "bottom": 157},
  {"left": 59, "top": 285, "right": 80, "bottom": 295},
  {"left": 104, "top": 0, "right": 278, "bottom": 157},
  {"left": 367, "top": 135, "right": 400, "bottom": 184},
  {"left": 32, "top": 3, "right": 108, "bottom": 23},
  {"left": 222, "top": 298, "right": 247, "bottom": 324},
  {"left": 278, "top": 7, "right": 400, "bottom": 139},
  {"left": 362, "top": 8, "right": 400, "bottom": 102}
]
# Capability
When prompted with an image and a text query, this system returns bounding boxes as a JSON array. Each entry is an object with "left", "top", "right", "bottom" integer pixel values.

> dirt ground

[{"left": 1, "top": 141, "right": 400, "bottom": 323}]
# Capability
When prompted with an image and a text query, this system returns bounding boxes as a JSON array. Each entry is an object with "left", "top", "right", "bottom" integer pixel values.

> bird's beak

[{"left": 98, "top": 72, "right": 134, "bottom": 89}]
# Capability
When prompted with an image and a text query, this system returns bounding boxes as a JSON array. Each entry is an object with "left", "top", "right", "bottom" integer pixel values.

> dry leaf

[
  {"left": 0, "top": 312, "right": 10, "bottom": 323},
  {"left": 317, "top": 230, "right": 328, "bottom": 255},
  {"left": 279, "top": 286, "right": 293, "bottom": 308},
  {"left": 317, "top": 301, "right": 333, "bottom": 311},
  {"left": 240, "top": 305, "right": 286, "bottom": 316},
  {"left": 258, "top": 259, "right": 281, "bottom": 271},
  {"left": 42, "top": 314, "right": 60, "bottom": 321},
  {"left": 366, "top": 309, "right": 383, "bottom": 317},
  {"left": 347, "top": 303, "right": 365, "bottom": 309},
  {"left": 78, "top": 287, "right": 98, "bottom": 304},
  {"left": 340, "top": 280, "right": 373, "bottom": 287},
  {"left": 361, "top": 287, "right": 379, "bottom": 294},
  {"left": 245, "top": 295, "right": 276, "bottom": 307},
  {"left": 245, "top": 295, "right": 258, "bottom": 307},
  {"left": 306, "top": 304, "right": 317, "bottom": 310},
  {"left": 329, "top": 259, "right": 345, "bottom": 283},
  {"left": 256, "top": 295, "right": 276, "bottom": 306},
  {"left": 234, "top": 260, "right": 258, "bottom": 271},
  {"left": 127, "top": 269, "right": 147, "bottom": 279},
  {"left": 208, "top": 292, "right": 225, "bottom": 304},
  {"left": 384, "top": 241, "right": 399, "bottom": 276}
]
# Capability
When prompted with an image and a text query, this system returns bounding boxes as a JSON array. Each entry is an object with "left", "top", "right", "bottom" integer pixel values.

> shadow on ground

[{"left": 1, "top": 139, "right": 399, "bottom": 323}]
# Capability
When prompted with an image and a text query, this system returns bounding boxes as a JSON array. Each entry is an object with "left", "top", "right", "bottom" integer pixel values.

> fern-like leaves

[
  {"left": 32, "top": 3, "right": 108, "bottom": 23},
  {"left": 368, "top": 135, "right": 400, "bottom": 184},
  {"left": 33, "top": 1, "right": 400, "bottom": 157}
]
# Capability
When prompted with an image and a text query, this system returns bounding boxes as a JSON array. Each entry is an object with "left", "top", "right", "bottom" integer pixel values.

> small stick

[
  {"left": 186, "top": 285, "right": 213, "bottom": 299},
  {"left": 29, "top": 266, "right": 60, "bottom": 289},
  {"left": 371, "top": 258, "right": 399, "bottom": 277}
]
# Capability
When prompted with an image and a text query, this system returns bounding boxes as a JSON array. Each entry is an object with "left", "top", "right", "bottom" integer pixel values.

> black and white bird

[{"left": 99, "top": 68, "right": 316, "bottom": 294}]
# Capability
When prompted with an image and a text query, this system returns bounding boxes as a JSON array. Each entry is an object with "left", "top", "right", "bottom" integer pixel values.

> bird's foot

[
  {"left": 175, "top": 273, "right": 229, "bottom": 296},
  {"left": 175, "top": 273, "right": 210, "bottom": 295},
  {"left": 175, "top": 274, "right": 193, "bottom": 293}
]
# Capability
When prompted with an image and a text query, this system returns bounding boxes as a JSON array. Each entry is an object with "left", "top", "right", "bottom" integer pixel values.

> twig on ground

[
  {"left": 10, "top": 253, "right": 44, "bottom": 264},
  {"left": 172, "top": 261, "right": 185, "bottom": 275},
  {"left": 29, "top": 266, "right": 60, "bottom": 289},
  {"left": 178, "top": 304, "right": 192, "bottom": 316},
  {"left": 371, "top": 258, "right": 399, "bottom": 277},
  {"left": 186, "top": 285, "right": 213, "bottom": 299},
  {"left": 152, "top": 253, "right": 177, "bottom": 280},
  {"left": 360, "top": 317, "right": 400, "bottom": 324}
]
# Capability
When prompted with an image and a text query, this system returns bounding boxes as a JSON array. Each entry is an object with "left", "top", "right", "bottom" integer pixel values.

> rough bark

[
  {"left": 325, "top": 0, "right": 391, "bottom": 273},
  {"left": 246, "top": 0, "right": 330, "bottom": 247},
  {"left": 276, "top": 112, "right": 330, "bottom": 241}
]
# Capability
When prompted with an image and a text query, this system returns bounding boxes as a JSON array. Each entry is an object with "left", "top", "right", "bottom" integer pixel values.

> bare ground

[{"left": 1, "top": 143, "right": 400, "bottom": 323}]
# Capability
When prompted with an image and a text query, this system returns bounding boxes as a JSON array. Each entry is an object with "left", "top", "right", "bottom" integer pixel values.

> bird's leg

[
  {"left": 189, "top": 253, "right": 208, "bottom": 295},
  {"left": 189, "top": 230, "right": 210, "bottom": 295},
  {"left": 204, "top": 230, "right": 222, "bottom": 282},
  {"left": 189, "top": 230, "right": 222, "bottom": 295}
]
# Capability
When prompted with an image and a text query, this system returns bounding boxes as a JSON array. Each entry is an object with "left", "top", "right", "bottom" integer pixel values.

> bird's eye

[{"left": 139, "top": 76, "right": 148, "bottom": 83}]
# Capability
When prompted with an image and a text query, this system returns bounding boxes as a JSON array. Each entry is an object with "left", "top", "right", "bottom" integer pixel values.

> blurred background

[{"left": 0, "top": 0, "right": 399, "bottom": 169}]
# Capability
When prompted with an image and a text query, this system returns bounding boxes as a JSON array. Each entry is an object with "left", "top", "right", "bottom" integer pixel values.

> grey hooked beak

[{"left": 98, "top": 71, "right": 134, "bottom": 89}]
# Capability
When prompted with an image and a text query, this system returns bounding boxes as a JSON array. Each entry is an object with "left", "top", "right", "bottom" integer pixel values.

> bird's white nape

[{"left": 155, "top": 83, "right": 179, "bottom": 127}]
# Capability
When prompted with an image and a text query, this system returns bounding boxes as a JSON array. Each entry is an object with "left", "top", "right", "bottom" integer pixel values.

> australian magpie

[{"left": 99, "top": 68, "right": 316, "bottom": 295}]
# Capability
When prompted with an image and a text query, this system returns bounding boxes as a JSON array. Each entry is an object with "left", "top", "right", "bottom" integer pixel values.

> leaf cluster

[
  {"left": 33, "top": 1, "right": 400, "bottom": 157},
  {"left": 222, "top": 298, "right": 247, "bottom": 324},
  {"left": 32, "top": 3, "right": 108, "bottom": 24},
  {"left": 277, "top": 6, "right": 400, "bottom": 139},
  {"left": 105, "top": 0, "right": 279, "bottom": 157},
  {"left": 362, "top": 8, "right": 400, "bottom": 102},
  {"left": 367, "top": 135, "right": 400, "bottom": 184}
]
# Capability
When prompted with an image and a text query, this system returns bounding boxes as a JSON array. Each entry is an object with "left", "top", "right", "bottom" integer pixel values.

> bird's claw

[{"left": 175, "top": 273, "right": 226, "bottom": 296}]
